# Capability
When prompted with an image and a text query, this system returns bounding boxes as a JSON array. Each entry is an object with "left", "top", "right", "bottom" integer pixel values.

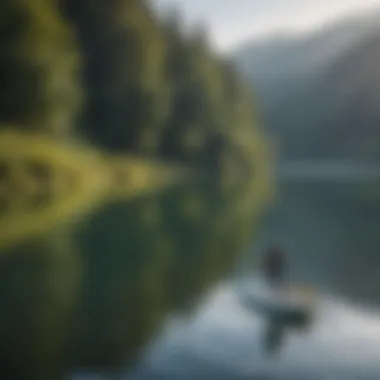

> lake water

[
  {"left": 1, "top": 175, "right": 380, "bottom": 380},
  {"left": 122, "top": 180, "right": 380, "bottom": 380}
]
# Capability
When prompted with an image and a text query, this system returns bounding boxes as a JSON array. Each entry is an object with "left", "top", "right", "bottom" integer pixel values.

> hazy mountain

[{"left": 233, "top": 11, "right": 380, "bottom": 162}]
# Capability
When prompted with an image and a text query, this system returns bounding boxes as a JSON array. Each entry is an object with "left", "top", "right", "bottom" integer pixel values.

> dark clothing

[{"left": 261, "top": 248, "right": 286, "bottom": 284}]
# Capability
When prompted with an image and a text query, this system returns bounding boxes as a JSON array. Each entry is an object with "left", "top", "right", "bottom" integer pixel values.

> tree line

[{"left": 0, "top": 0, "right": 268, "bottom": 179}]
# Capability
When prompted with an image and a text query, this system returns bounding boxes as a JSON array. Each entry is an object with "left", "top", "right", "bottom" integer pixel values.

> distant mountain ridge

[{"left": 233, "top": 10, "right": 380, "bottom": 162}]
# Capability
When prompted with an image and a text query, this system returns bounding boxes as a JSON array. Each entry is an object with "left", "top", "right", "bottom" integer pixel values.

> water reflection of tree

[
  {"left": 0, "top": 171, "right": 268, "bottom": 379},
  {"left": 70, "top": 178, "right": 266, "bottom": 373},
  {"left": 0, "top": 230, "right": 81, "bottom": 380}
]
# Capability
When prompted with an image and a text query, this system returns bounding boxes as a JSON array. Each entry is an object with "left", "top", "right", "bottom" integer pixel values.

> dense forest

[{"left": 0, "top": 0, "right": 268, "bottom": 183}]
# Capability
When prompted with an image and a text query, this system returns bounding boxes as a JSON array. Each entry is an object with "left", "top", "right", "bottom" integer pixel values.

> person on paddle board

[{"left": 261, "top": 245, "right": 286, "bottom": 286}]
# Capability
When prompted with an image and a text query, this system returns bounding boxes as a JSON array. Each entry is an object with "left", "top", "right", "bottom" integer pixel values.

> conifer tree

[
  {"left": 0, "top": 0, "right": 81, "bottom": 137},
  {"left": 63, "top": 0, "right": 169, "bottom": 154}
]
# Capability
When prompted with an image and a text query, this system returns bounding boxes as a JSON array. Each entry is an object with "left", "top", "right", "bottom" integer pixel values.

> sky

[{"left": 153, "top": 0, "right": 380, "bottom": 51}]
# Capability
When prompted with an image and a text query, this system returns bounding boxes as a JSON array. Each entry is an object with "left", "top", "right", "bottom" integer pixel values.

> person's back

[{"left": 261, "top": 246, "right": 286, "bottom": 285}]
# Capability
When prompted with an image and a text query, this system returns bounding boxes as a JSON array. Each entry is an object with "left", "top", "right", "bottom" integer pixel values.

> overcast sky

[{"left": 153, "top": 0, "right": 380, "bottom": 51}]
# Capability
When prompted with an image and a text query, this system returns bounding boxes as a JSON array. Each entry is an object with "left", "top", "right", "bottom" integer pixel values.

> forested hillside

[
  {"left": 0, "top": 0, "right": 269, "bottom": 186},
  {"left": 234, "top": 11, "right": 380, "bottom": 162},
  {"left": 0, "top": 0, "right": 81, "bottom": 137}
]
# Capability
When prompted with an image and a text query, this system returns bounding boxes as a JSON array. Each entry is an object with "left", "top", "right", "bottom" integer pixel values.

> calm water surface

[
  {"left": 1, "top": 177, "right": 380, "bottom": 380},
  {"left": 123, "top": 180, "right": 380, "bottom": 380}
]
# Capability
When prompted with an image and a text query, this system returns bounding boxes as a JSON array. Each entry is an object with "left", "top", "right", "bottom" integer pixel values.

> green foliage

[
  {"left": 0, "top": 0, "right": 269, "bottom": 178},
  {"left": 0, "top": 0, "right": 81, "bottom": 137},
  {"left": 61, "top": 0, "right": 268, "bottom": 182},
  {"left": 63, "top": 0, "right": 169, "bottom": 154},
  {"left": 0, "top": 0, "right": 269, "bottom": 183},
  {"left": 158, "top": 18, "right": 269, "bottom": 183}
]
